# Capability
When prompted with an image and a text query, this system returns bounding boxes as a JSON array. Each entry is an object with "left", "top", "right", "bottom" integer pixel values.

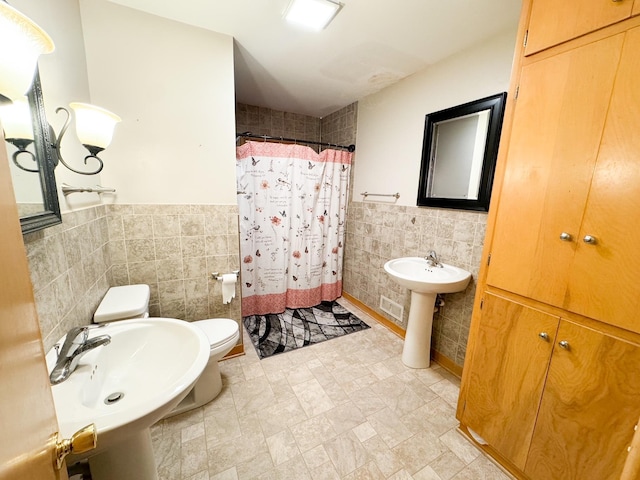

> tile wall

[
  {"left": 343, "top": 204, "right": 486, "bottom": 366},
  {"left": 235, "top": 104, "right": 321, "bottom": 151},
  {"left": 107, "top": 204, "right": 241, "bottom": 322},
  {"left": 23, "top": 203, "right": 241, "bottom": 353},
  {"left": 23, "top": 206, "right": 112, "bottom": 351}
]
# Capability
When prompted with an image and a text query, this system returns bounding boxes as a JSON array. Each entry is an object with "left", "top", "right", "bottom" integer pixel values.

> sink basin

[
  {"left": 383, "top": 257, "right": 471, "bottom": 369},
  {"left": 384, "top": 257, "right": 471, "bottom": 294},
  {"left": 46, "top": 317, "right": 209, "bottom": 479}
]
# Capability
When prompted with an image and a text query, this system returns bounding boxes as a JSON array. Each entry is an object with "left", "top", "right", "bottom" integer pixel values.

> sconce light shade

[
  {"left": 0, "top": 2, "right": 54, "bottom": 101},
  {"left": 0, "top": 97, "right": 34, "bottom": 140},
  {"left": 69, "top": 102, "right": 121, "bottom": 150}
]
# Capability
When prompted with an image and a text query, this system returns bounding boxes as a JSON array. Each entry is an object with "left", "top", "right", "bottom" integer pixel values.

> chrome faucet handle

[{"left": 58, "top": 326, "right": 89, "bottom": 358}]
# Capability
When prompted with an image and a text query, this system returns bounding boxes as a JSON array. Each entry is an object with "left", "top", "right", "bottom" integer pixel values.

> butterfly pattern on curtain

[{"left": 236, "top": 141, "right": 352, "bottom": 317}]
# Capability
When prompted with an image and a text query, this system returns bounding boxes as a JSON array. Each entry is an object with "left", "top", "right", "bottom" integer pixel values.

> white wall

[
  {"left": 11, "top": 0, "right": 99, "bottom": 212},
  {"left": 79, "top": 0, "right": 237, "bottom": 205},
  {"left": 353, "top": 28, "right": 517, "bottom": 207}
]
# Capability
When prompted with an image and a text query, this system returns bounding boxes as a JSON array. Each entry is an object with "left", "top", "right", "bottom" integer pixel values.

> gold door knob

[{"left": 54, "top": 423, "right": 97, "bottom": 470}]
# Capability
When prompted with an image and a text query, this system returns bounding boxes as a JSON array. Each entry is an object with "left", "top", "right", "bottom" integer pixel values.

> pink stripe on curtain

[{"left": 241, "top": 282, "right": 343, "bottom": 318}]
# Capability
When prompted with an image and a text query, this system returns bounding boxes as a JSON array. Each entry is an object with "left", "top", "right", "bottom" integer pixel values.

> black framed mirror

[
  {"left": 416, "top": 92, "right": 507, "bottom": 212},
  {"left": 3, "top": 69, "right": 61, "bottom": 234}
]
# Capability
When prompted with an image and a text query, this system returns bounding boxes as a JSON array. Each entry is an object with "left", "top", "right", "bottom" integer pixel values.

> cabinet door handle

[
  {"left": 560, "top": 232, "right": 572, "bottom": 241},
  {"left": 583, "top": 235, "right": 597, "bottom": 244},
  {"left": 559, "top": 340, "right": 570, "bottom": 350},
  {"left": 539, "top": 332, "right": 549, "bottom": 341}
]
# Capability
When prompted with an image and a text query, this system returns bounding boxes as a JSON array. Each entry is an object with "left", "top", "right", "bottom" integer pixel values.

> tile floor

[{"left": 150, "top": 298, "right": 513, "bottom": 480}]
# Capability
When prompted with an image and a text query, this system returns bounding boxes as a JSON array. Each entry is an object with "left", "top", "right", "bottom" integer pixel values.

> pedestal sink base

[
  {"left": 401, "top": 291, "right": 437, "bottom": 369},
  {"left": 89, "top": 428, "right": 158, "bottom": 480}
]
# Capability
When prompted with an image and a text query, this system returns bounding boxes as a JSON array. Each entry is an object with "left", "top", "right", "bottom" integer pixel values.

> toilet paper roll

[{"left": 221, "top": 273, "right": 236, "bottom": 304}]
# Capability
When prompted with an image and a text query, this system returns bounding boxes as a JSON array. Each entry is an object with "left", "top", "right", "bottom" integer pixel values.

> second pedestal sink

[
  {"left": 46, "top": 317, "right": 210, "bottom": 480},
  {"left": 384, "top": 257, "right": 471, "bottom": 368}
]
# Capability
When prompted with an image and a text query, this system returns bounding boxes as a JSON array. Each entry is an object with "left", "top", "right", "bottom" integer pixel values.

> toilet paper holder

[{"left": 211, "top": 271, "right": 239, "bottom": 281}]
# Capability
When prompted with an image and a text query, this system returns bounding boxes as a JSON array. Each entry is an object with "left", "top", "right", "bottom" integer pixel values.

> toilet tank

[{"left": 94, "top": 284, "right": 151, "bottom": 323}]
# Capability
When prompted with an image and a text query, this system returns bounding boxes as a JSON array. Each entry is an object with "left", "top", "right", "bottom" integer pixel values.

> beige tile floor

[{"left": 150, "top": 298, "right": 513, "bottom": 480}]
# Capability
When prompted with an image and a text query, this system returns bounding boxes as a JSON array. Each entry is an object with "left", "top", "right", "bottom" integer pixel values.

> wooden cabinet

[
  {"left": 461, "top": 294, "right": 559, "bottom": 470},
  {"left": 525, "top": 321, "right": 640, "bottom": 480},
  {"left": 459, "top": 1, "right": 640, "bottom": 478},
  {"left": 461, "top": 296, "right": 640, "bottom": 478},
  {"left": 564, "top": 26, "right": 640, "bottom": 332},
  {"left": 487, "top": 26, "right": 640, "bottom": 335},
  {"left": 525, "top": 0, "right": 635, "bottom": 55}
]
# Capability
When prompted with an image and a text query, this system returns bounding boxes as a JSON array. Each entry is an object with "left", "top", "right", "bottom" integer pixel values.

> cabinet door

[
  {"left": 565, "top": 27, "right": 640, "bottom": 333},
  {"left": 461, "top": 294, "right": 559, "bottom": 470},
  {"left": 525, "top": 321, "right": 640, "bottom": 479},
  {"left": 486, "top": 34, "right": 624, "bottom": 307},
  {"left": 525, "top": 0, "right": 633, "bottom": 55}
]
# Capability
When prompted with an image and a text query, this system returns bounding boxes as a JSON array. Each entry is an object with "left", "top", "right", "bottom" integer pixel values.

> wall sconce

[
  {"left": 0, "top": 97, "right": 37, "bottom": 172},
  {"left": 0, "top": 1, "right": 54, "bottom": 103},
  {"left": 0, "top": 100, "right": 122, "bottom": 175},
  {"left": 0, "top": 3, "right": 121, "bottom": 176},
  {"left": 52, "top": 103, "right": 121, "bottom": 175}
]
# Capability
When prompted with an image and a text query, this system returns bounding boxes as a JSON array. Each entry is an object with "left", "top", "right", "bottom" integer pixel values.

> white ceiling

[{"left": 107, "top": 0, "right": 521, "bottom": 117}]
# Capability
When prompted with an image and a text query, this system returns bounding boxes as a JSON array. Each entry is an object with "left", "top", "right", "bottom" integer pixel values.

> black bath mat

[{"left": 243, "top": 301, "right": 369, "bottom": 359}]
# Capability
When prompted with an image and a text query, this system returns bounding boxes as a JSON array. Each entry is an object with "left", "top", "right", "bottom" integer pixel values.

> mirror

[
  {"left": 417, "top": 92, "right": 507, "bottom": 211},
  {"left": 2, "top": 68, "right": 61, "bottom": 234}
]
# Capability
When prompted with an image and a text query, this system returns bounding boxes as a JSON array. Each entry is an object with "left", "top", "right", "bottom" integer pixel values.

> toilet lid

[
  {"left": 194, "top": 318, "right": 239, "bottom": 348},
  {"left": 94, "top": 284, "right": 150, "bottom": 323}
]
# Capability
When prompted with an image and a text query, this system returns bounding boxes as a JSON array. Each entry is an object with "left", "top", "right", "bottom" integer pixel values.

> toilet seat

[{"left": 194, "top": 318, "right": 239, "bottom": 350}]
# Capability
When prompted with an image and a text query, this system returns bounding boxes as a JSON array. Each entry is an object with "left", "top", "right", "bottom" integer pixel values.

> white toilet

[{"left": 93, "top": 284, "right": 240, "bottom": 417}]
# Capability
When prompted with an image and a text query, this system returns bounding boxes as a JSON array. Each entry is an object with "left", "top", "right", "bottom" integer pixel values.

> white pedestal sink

[
  {"left": 46, "top": 318, "right": 210, "bottom": 480},
  {"left": 384, "top": 257, "right": 471, "bottom": 368}
]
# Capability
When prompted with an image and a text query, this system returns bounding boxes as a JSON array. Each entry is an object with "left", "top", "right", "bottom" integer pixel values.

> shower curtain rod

[{"left": 236, "top": 131, "right": 356, "bottom": 152}]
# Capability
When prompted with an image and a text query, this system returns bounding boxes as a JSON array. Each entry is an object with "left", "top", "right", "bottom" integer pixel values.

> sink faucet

[
  {"left": 50, "top": 326, "right": 111, "bottom": 385},
  {"left": 425, "top": 250, "right": 442, "bottom": 268}
]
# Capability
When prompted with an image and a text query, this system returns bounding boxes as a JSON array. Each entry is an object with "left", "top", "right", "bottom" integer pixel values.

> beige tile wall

[
  {"left": 23, "top": 205, "right": 112, "bottom": 351},
  {"left": 107, "top": 204, "right": 241, "bottom": 323},
  {"left": 320, "top": 103, "right": 358, "bottom": 149},
  {"left": 236, "top": 104, "right": 321, "bottom": 151},
  {"left": 24, "top": 203, "right": 241, "bottom": 353},
  {"left": 343, "top": 203, "right": 487, "bottom": 366}
]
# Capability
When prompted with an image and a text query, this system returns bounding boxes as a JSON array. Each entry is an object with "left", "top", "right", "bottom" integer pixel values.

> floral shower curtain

[{"left": 236, "top": 141, "right": 352, "bottom": 317}]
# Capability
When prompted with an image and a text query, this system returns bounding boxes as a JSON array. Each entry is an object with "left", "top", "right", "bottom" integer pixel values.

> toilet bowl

[{"left": 93, "top": 284, "right": 240, "bottom": 416}]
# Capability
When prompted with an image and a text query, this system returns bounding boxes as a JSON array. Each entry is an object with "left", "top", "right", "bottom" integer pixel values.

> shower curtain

[{"left": 236, "top": 141, "right": 352, "bottom": 317}]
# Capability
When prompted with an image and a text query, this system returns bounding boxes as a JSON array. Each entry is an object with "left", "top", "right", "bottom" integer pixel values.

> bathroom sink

[
  {"left": 46, "top": 317, "right": 209, "bottom": 470},
  {"left": 384, "top": 257, "right": 471, "bottom": 294},
  {"left": 383, "top": 257, "right": 471, "bottom": 369}
]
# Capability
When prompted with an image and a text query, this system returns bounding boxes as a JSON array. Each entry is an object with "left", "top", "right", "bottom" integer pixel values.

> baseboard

[
  {"left": 341, "top": 291, "right": 462, "bottom": 378},
  {"left": 223, "top": 343, "right": 244, "bottom": 360},
  {"left": 431, "top": 350, "right": 463, "bottom": 378}
]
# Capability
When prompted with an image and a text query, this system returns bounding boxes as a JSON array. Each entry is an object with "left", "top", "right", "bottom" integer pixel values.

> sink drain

[{"left": 104, "top": 392, "right": 124, "bottom": 405}]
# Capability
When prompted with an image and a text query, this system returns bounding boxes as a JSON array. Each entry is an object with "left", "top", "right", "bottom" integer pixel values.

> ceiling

[{"left": 107, "top": 0, "right": 521, "bottom": 117}]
